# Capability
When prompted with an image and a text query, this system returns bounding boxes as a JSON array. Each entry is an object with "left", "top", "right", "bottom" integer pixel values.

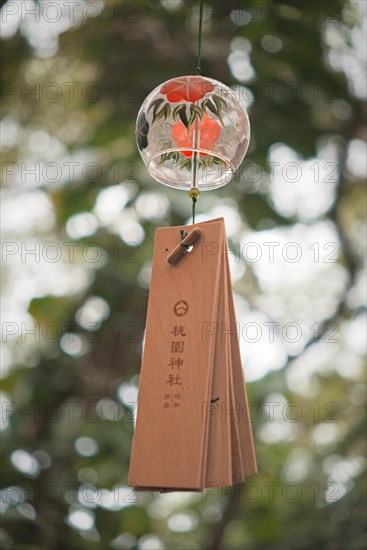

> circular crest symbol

[{"left": 173, "top": 300, "right": 189, "bottom": 317}]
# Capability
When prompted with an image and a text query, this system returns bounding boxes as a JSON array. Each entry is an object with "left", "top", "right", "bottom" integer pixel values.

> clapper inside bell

[{"left": 128, "top": 217, "right": 257, "bottom": 491}]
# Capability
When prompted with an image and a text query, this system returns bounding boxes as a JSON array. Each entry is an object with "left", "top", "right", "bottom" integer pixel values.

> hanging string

[
  {"left": 187, "top": 0, "right": 204, "bottom": 225},
  {"left": 188, "top": 187, "right": 200, "bottom": 225},
  {"left": 195, "top": 0, "right": 204, "bottom": 75}
]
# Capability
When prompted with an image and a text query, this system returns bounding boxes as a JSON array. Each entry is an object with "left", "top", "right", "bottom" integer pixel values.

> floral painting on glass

[{"left": 136, "top": 75, "right": 250, "bottom": 191}]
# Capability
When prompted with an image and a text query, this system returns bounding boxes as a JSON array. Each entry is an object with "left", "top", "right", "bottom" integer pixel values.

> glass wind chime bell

[
  {"left": 129, "top": 1, "right": 257, "bottom": 492},
  {"left": 136, "top": 75, "right": 250, "bottom": 199}
]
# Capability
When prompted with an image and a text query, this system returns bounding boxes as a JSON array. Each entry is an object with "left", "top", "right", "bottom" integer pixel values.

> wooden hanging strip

[
  {"left": 203, "top": 223, "right": 233, "bottom": 488},
  {"left": 224, "top": 240, "right": 257, "bottom": 479},
  {"left": 129, "top": 219, "right": 224, "bottom": 491},
  {"left": 128, "top": 217, "right": 257, "bottom": 491}
]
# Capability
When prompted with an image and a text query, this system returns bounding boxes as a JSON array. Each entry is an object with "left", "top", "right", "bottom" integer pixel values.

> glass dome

[{"left": 136, "top": 75, "right": 250, "bottom": 191}]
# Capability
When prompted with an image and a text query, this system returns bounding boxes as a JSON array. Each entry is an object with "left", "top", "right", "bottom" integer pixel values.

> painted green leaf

[
  {"left": 212, "top": 95, "right": 226, "bottom": 124},
  {"left": 173, "top": 104, "right": 186, "bottom": 121},
  {"left": 203, "top": 98, "right": 224, "bottom": 126},
  {"left": 179, "top": 157, "right": 191, "bottom": 170},
  {"left": 212, "top": 94, "right": 227, "bottom": 110},
  {"left": 153, "top": 103, "right": 171, "bottom": 124},
  {"left": 178, "top": 106, "right": 189, "bottom": 129},
  {"left": 159, "top": 151, "right": 180, "bottom": 164},
  {"left": 158, "top": 153, "right": 167, "bottom": 164},
  {"left": 202, "top": 98, "right": 216, "bottom": 114},
  {"left": 148, "top": 98, "right": 164, "bottom": 116},
  {"left": 152, "top": 109, "right": 164, "bottom": 124},
  {"left": 190, "top": 104, "right": 204, "bottom": 121},
  {"left": 187, "top": 105, "right": 205, "bottom": 132},
  {"left": 164, "top": 103, "right": 171, "bottom": 120}
]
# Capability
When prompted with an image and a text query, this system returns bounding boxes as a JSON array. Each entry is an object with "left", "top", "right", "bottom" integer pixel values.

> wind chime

[{"left": 128, "top": 1, "right": 257, "bottom": 492}]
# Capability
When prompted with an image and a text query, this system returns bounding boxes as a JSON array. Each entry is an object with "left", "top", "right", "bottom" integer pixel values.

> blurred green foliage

[{"left": 1, "top": 1, "right": 366, "bottom": 549}]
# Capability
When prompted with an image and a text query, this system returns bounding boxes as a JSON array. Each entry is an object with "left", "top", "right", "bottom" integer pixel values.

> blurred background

[{"left": 1, "top": 0, "right": 366, "bottom": 549}]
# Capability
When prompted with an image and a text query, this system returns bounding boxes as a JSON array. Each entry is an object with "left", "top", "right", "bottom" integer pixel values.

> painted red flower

[
  {"left": 161, "top": 76, "right": 214, "bottom": 103},
  {"left": 171, "top": 114, "right": 221, "bottom": 157}
]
